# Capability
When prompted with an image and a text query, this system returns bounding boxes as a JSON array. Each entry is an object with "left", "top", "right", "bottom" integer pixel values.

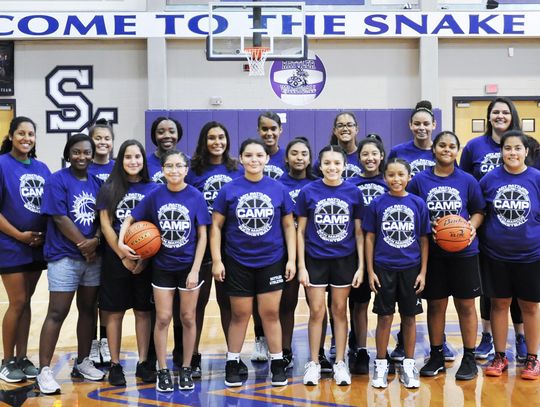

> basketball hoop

[{"left": 243, "top": 47, "right": 270, "bottom": 76}]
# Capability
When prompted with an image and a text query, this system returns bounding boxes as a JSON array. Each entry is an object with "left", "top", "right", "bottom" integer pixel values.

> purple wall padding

[{"left": 145, "top": 108, "right": 442, "bottom": 157}]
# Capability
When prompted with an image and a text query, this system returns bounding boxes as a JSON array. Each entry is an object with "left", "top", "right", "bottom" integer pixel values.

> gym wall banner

[{"left": 0, "top": 41, "right": 14, "bottom": 96}]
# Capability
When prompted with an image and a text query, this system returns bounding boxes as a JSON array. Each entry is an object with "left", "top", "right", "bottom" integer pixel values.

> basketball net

[{"left": 243, "top": 47, "right": 270, "bottom": 76}]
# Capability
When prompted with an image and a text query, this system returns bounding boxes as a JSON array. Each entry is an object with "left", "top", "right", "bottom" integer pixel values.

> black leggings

[{"left": 480, "top": 295, "right": 523, "bottom": 324}]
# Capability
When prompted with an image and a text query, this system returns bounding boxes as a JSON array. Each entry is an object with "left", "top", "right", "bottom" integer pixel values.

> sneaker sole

[
  {"left": 485, "top": 370, "right": 504, "bottom": 377},
  {"left": 390, "top": 356, "right": 405, "bottom": 362},
  {"left": 72, "top": 370, "right": 104, "bottom": 381},
  {"left": 455, "top": 371, "right": 478, "bottom": 381},
  {"left": 191, "top": 371, "right": 202, "bottom": 379},
  {"left": 474, "top": 351, "right": 494, "bottom": 360},
  {"left": 303, "top": 380, "right": 319, "bottom": 386},
  {"left": 444, "top": 356, "right": 456, "bottom": 362},
  {"left": 180, "top": 384, "right": 195, "bottom": 390},
  {"left": 224, "top": 380, "right": 243, "bottom": 387},
  {"left": 336, "top": 380, "right": 351, "bottom": 386},
  {"left": 372, "top": 382, "right": 388, "bottom": 388},
  {"left": 521, "top": 373, "right": 540, "bottom": 380},
  {"left": 271, "top": 379, "right": 288, "bottom": 386},
  {"left": 0, "top": 374, "right": 26, "bottom": 383},
  {"left": 36, "top": 382, "right": 61, "bottom": 395},
  {"left": 420, "top": 367, "right": 446, "bottom": 377},
  {"left": 109, "top": 379, "right": 126, "bottom": 386},
  {"left": 156, "top": 387, "right": 174, "bottom": 392}
]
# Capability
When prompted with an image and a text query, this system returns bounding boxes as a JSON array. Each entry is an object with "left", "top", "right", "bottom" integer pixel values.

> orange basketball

[
  {"left": 434, "top": 215, "right": 472, "bottom": 253},
  {"left": 124, "top": 221, "right": 161, "bottom": 259}
]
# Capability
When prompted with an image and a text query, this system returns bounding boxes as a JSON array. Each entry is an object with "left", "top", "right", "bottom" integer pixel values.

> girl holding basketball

[
  {"left": 96, "top": 140, "right": 158, "bottom": 386},
  {"left": 364, "top": 157, "right": 431, "bottom": 389},
  {"left": 0, "top": 117, "right": 50, "bottom": 383},
  {"left": 349, "top": 136, "right": 388, "bottom": 375},
  {"left": 297, "top": 144, "right": 365, "bottom": 387},
  {"left": 211, "top": 138, "right": 296, "bottom": 388},
  {"left": 186, "top": 121, "right": 243, "bottom": 377},
  {"left": 278, "top": 137, "right": 317, "bottom": 369},
  {"left": 408, "top": 131, "right": 485, "bottom": 381},
  {"left": 37, "top": 134, "right": 104, "bottom": 395},
  {"left": 118, "top": 150, "right": 211, "bottom": 392},
  {"left": 479, "top": 130, "right": 540, "bottom": 380}
]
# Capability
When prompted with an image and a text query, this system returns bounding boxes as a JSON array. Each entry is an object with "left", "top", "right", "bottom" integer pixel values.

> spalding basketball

[
  {"left": 124, "top": 221, "right": 161, "bottom": 259},
  {"left": 435, "top": 215, "right": 472, "bottom": 253}
]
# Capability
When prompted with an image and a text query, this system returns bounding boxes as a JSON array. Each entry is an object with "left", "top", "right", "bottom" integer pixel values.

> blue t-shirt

[
  {"left": 350, "top": 174, "right": 388, "bottom": 207},
  {"left": 130, "top": 184, "right": 211, "bottom": 270},
  {"left": 388, "top": 140, "right": 435, "bottom": 176},
  {"left": 186, "top": 163, "right": 244, "bottom": 213},
  {"left": 41, "top": 168, "right": 102, "bottom": 262},
  {"left": 0, "top": 154, "right": 51, "bottom": 267},
  {"left": 296, "top": 179, "right": 364, "bottom": 259},
  {"left": 363, "top": 192, "right": 431, "bottom": 270},
  {"left": 278, "top": 173, "right": 314, "bottom": 209},
  {"left": 460, "top": 135, "right": 501, "bottom": 181},
  {"left": 264, "top": 148, "right": 287, "bottom": 180},
  {"left": 213, "top": 176, "right": 293, "bottom": 268},
  {"left": 479, "top": 166, "right": 540, "bottom": 262},
  {"left": 97, "top": 181, "right": 159, "bottom": 233},
  {"left": 88, "top": 160, "right": 115, "bottom": 182},
  {"left": 408, "top": 167, "right": 486, "bottom": 257},
  {"left": 314, "top": 150, "right": 363, "bottom": 180},
  {"left": 147, "top": 153, "right": 166, "bottom": 184}
]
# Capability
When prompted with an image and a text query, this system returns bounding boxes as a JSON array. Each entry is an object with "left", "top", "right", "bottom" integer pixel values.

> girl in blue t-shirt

[
  {"left": 258, "top": 111, "right": 287, "bottom": 180},
  {"left": 388, "top": 100, "right": 437, "bottom": 176},
  {"left": 186, "top": 121, "right": 243, "bottom": 377},
  {"left": 480, "top": 131, "right": 540, "bottom": 380},
  {"left": 211, "top": 138, "right": 296, "bottom": 388},
  {"left": 278, "top": 137, "right": 317, "bottom": 370},
  {"left": 147, "top": 116, "right": 183, "bottom": 183},
  {"left": 364, "top": 158, "right": 431, "bottom": 389},
  {"left": 408, "top": 131, "right": 485, "bottom": 381},
  {"left": 350, "top": 136, "right": 388, "bottom": 375},
  {"left": 96, "top": 140, "right": 158, "bottom": 386},
  {"left": 0, "top": 117, "right": 50, "bottom": 384},
  {"left": 297, "top": 144, "right": 364, "bottom": 387},
  {"left": 88, "top": 119, "right": 115, "bottom": 182},
  {"left": 37, "top": 134, "right": 104, "bottom": 395},
  {"left": 119, "top": 150, "right": 210, "bottom": 392}
]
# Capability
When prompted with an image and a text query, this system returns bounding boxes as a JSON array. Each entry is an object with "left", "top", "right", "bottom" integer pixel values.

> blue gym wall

[{"left": 145, "top": 109, "right": 442, "bottom": 158}]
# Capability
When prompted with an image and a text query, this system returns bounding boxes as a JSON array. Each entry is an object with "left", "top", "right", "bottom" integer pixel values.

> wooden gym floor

[{"left": 1, "top": 276, "right": 539, "bottom": 407}]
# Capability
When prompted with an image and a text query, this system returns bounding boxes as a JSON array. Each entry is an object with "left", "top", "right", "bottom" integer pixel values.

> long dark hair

[
  {"left": 485, "top": 97, "right": 521, "bottom": 137},
  {"left": 357, "top": 138, "right": 386, "bottom": 174},
  {"left": 330, "top": 111, "right": 358, "bottom": 145},
  {"left": 97, "top": 140, "right": 150, "bottom": 220},
  {"left": 285, "top": 137, "right": 317, "bottom": 180},
  {"left": 0, "top": 116, "right": 37, "bottom": 158},
  {"left": 190, "top": 121, "right": 238, "bottom": 176}
]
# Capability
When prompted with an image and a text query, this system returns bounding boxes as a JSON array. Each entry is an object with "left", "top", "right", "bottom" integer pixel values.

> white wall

[{"left": 14, "top": 40, "right": 148, "bottom": 172}]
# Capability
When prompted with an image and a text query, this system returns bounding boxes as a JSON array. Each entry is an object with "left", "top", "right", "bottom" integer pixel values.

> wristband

[{"left": 94, "top": 235, "right": 101, "bottom": 245}]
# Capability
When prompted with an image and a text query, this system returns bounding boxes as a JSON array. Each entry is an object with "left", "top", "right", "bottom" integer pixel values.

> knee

[
  {"left": 47, "top": 307, "right": 69, "bottom": 324},
  {"left": 181, "top": 310, "right": 196, "bottom": 327},
  {"left": 259, "top": 308, "right": 279, "bottom": 323},
  {"left": 8, "top": 295, "right": 28, "bottom": 314},
  {"left": 491, "top": 299, "right": 511, "bottom": 312},
  {"left": 155, "top": 312, "right": 172, "bottom": 329}
]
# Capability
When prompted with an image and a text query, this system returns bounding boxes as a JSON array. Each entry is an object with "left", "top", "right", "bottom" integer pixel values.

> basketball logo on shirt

[
  {"left": 314, "top": 198, "right": 350, "bottom": 242},
  {"left": 71, "top": 191, "right": 96, "bottom": 226},
  {"left": 381, "top": 205, "right": 415, "bottom": 248},
  {"left": 152, "top": 171, "right": 166, "bottom": 184},
  {"left": 19, "top": 174, "right": 45, "bottom": 213},
  {"left": 115, "top": 193, "right": 144, "bottom": 222},
  {"left": 343, "top": 164, "right": 363, "bottom": 179},
  {"left": 410, "top": 159, "right": 435, "bottom": 176},
  {"left": 357, "top": 183, "right": 385, "bottom": 206},
  {"left": 263, "top": 165, "right": 284, "bottom": 180},
  {"left": 95, "top": 173, "right": 109, "bottom": 182},
  {"left": 289, "top": 189, "right": 301, "bottom": 204},
  {"left": 203, "top": 174, "right": 232, "bottom": 212},
  {"left": 480, "top": 153, "right": 501, "bottom": 175},
  {"left": 426, "top": 186, "right": 462, "bottom": 220},
  {"left": 158, "top": 203, "right": 191, "bottom": 248},
  {"left": 493, "top": 184, "right": 530, "bottom": 227},
  {"left": 236, "top": 192, "right": 274, "bottom": 236}
]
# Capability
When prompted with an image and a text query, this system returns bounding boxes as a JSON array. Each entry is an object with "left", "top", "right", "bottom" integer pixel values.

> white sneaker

[
  {"left": 303, "top": 361, "right": 321, "bottom": 386},
  {"left": 372, "top": 358, "right": 389, "bottom": 388},
  {"left": 400, "top": 358, "right": 420, "bottom": 388},
  {"left": 251, "top": 336, "right": 269, "bottom": 362},
  {"left": 37, "top": 367, "right": 61, "bottom": 395},
  {"left": 73, "top": 357, "right": 105, "bottom": 381},
  {"left": 333, "top": 360, "right": 351, "bottom": 386},
  {"left": 89, "top": 339, "right": 101, "bottom": 364},
  {"left": 100, "top": 338, "right": 111, "bottom": 363}
]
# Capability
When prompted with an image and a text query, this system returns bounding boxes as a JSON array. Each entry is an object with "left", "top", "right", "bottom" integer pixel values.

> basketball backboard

[{"left": 206, "top": 2, "right": 307, "bottom": 61}]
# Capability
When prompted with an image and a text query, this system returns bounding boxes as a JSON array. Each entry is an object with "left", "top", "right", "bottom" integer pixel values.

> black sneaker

[
  {"left": 353, "top": 349, "right": 370, "bottom": 375},
  {"left": 224, "top": 360, "right": 243, "bottom": 387},
  {"left": 455, "top": 352, "right": 478, "bottom": 381},
  {"left": 318, "top": 350, "right": 333, "bottom": 374},
  {"left": 270, "top": 359, "right": 288, "bottom": 387},
  {"left": 108, "top": 363, "right": 126, "bottom": 386},
  {"left": 179, "top": 367, "right": 194, "bottom": 390},
  {"left": 238, "top": 359, "right": 248, "bottom": 377},
  {"left": 136, "top": 360, "right": 157, "bottom": 383},
  {"left": 420, "top": 351, "right": 446, "bottom": 377},
  {"left": 191, "top": 353, "right": 202, "bottom": 379},
  {"left": 156, "top": 368, "right": 174, "bottom": 392},
  {"left": 283, "top": 349, "right": 294, "bottom": 370},
  {"left": 385, "top": 353, "right": 396, "bottom": 375}
]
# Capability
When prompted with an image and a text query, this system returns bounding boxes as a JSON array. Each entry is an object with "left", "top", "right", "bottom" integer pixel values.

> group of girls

[{"left": 1, "top": 101, "right": 540, "bottom": 397}]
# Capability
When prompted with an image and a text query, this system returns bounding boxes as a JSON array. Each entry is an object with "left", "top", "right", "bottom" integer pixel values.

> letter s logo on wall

[{"left": 45, "top": 65, "right": 118, "bottom": 134}]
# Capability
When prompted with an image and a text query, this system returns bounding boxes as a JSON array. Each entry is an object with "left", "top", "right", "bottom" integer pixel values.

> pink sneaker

[
  {"left": 485, "top": 354, "right": 508, "bottom": 377},
  {"left": 521, "top": 356, "right": 540, "bottom": 380}
]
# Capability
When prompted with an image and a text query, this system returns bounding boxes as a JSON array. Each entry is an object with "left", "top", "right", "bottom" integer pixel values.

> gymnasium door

[
  {"left": 453, "top": 97, "right": 540, "bottom": 147},
  {"left": 0, "top": 101, "right": 15, "bottom": 140}
]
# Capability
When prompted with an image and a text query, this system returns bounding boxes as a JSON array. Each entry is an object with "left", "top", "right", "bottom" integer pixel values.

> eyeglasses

[
  {"left": 163, "top": 163, "right": 187, "bottom": 170},
  {"left": 335, "top": 123, "right": 357, "bottom": 129}
]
